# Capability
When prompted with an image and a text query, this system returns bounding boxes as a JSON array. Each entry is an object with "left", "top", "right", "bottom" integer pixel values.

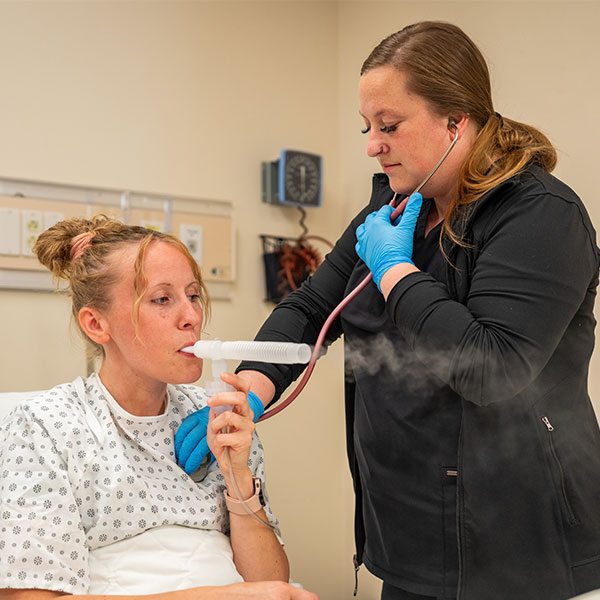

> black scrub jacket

[{"left": 238, "top": 165, "right": 600, "bottom": 600}]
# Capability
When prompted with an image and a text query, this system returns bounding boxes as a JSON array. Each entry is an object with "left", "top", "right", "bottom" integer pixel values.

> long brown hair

[
  {"left": 33, "top": 214, "right": 210, "bottom": 358},
  {"left": 361, "top": 21, "right": 557, "bottom": 246}
]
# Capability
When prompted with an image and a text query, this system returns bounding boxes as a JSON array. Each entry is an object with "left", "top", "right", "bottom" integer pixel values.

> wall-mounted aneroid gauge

[{"left": 261, "top": 150, "right": 322, "bottom": 207}]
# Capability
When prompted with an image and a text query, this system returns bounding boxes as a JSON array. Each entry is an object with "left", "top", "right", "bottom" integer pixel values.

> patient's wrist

[
  {"left": 225, "top": 477, "right": 265, "bottom": 515},
  {"left": 224, "top": 469, "right": 254, "bottom": 500}
]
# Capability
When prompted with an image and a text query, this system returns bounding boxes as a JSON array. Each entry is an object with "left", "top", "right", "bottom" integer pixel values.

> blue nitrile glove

[
  {"left": 175, "top": 406, "right": 212, "bottom": 474},
  {"left": 175, "top": 390, "right": 265, "bottom": 475},
  {"left": 355, "top": 192, "right": 423, "bottom": 290}
]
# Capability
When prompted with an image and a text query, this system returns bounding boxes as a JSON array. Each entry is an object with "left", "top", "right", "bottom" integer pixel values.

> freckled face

[
  {"left": 359, "top": 65, "right": 455, "bottom": 197},
  {"left": 102, "top": 241, "right": 204, "bottom": 386}
]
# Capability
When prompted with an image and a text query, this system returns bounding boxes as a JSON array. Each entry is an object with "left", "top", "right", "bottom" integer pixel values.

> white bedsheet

[{"left": 88, "top": 524, "right": 244, "bottom": 594}]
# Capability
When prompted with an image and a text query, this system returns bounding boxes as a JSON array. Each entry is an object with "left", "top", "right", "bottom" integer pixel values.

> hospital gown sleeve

[{"left": 0, "top": 405, "right": 89, "bottom": 594}]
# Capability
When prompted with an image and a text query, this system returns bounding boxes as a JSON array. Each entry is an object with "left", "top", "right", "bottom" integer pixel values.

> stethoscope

[{"left": 258, "top": 119, "right": 460, "bottom": 421}]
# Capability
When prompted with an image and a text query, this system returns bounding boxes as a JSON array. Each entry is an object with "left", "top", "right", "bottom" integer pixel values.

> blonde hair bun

[{"left": 33, "top": 215, "right": 108, "bottom": 281}]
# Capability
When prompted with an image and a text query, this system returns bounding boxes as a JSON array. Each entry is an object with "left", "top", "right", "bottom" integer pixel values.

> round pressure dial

[{"left": 278, "top": 150, "right": 322, "bottom": 207}]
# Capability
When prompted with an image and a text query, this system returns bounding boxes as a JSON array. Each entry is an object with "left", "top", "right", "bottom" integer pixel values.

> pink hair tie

[{"left": 70, "top": 232, "right": 94, "bottom": 261}]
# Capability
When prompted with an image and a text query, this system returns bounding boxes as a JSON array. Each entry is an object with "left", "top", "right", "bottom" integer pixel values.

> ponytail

[{"left": 443, "top": 113, "right": 557, "bottom": 246}]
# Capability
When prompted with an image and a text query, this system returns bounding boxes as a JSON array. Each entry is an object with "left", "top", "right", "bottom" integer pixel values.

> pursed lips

[{"left": 382, "top": 162, "right": 402, "bottom": 173}]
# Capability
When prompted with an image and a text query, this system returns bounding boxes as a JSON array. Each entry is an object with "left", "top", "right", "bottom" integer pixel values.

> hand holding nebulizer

[
  {"left": 177, "top": 340, "right": 311, "bottom": 528},
  {"left": 175, "top": 390, "right": 264, "bottom": 474}
]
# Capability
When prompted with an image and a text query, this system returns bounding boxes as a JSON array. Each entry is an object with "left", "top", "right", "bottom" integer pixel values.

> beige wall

[{"left": 0, "top": 2, "right": 599, "bottom": 599}]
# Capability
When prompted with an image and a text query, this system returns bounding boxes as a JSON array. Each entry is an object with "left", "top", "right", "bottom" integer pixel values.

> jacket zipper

[
  {"left": 353, "top": 553, "right": 360, "bottom": 596},
  {"left": 541, "top": 416, "right": 579, "bottom": 526},
  {"left": 456, "top": 425, "right": 464, "bottom": 600}
]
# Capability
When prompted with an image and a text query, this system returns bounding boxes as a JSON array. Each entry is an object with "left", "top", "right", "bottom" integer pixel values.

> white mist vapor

[{"left": 343, "top": 331, "right": 457, "bottom": 397}]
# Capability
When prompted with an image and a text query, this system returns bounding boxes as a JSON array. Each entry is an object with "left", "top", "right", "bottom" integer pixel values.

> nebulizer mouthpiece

[
  {"left": 182, "top": 340, "right": 311, "bottom": 413},
  {"left": 181, "top": 340, "right": 312, "bottom": 364}
]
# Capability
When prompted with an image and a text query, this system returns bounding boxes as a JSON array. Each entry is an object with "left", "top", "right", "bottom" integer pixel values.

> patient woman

[{"left": 0, "top": 216, "right": 317, "bottom": 600}]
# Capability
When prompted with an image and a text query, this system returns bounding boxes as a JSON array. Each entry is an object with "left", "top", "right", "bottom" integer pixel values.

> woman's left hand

[
  {"left": 355, "top": 192, "right": 423, "bottom": 289},
  {"left": 207, "top": 372, "right": 255, "bottom": 487}
]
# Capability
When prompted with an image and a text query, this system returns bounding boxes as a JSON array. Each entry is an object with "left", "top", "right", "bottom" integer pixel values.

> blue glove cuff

[
  {"left": 248, "top": 390, "right": 265, "bottom": 422},
  {"left": 373, "top": 258, "right": 414, "bottom": 291}
]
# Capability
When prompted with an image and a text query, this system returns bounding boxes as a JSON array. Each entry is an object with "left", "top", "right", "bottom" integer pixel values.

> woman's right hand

[{"left": 176, "top": 390, "right": 264, "bottom": 475}]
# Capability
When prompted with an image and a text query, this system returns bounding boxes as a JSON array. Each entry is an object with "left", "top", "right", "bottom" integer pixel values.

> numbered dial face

[{"left": 281, "top": 151, "right": 322, "bottom": 206}]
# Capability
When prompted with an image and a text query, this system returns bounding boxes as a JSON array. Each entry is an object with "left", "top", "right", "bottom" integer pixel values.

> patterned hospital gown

[{"left": 0, "top": 373, "right": 280, "bottom": 594}]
